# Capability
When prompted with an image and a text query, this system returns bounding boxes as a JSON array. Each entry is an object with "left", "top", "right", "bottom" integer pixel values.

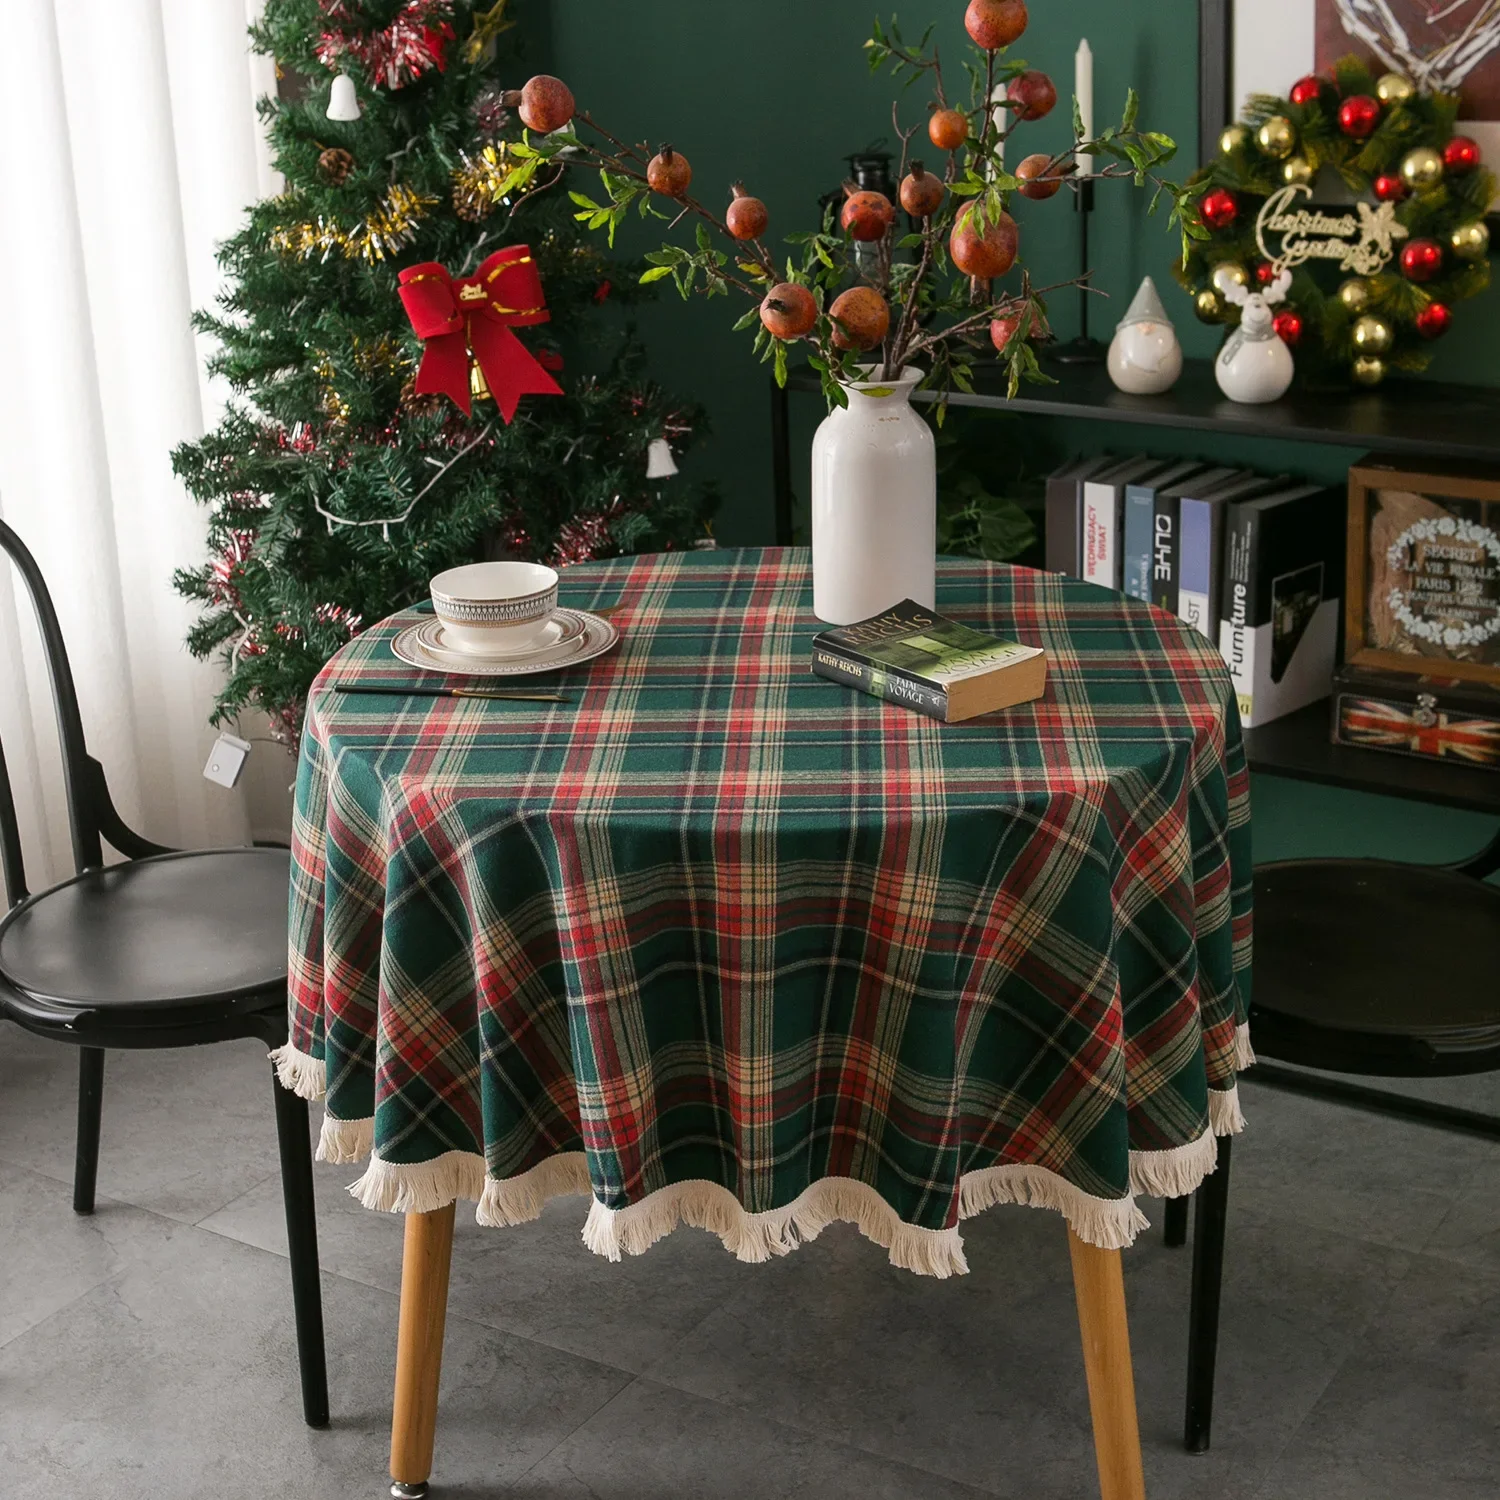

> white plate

[{"left": 390, "top": 608, "right": 618, "bottom": 677}]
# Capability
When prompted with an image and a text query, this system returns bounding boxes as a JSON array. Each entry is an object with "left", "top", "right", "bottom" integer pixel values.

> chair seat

[
  {"left": 0, "top": 847, "right": 290, "bottom": 1022},
  {"left": 1251, "top": 857, "right": 1500, "bottom": 1072}
]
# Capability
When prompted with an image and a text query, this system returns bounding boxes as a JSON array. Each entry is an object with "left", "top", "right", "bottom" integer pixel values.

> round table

[{"left": 275, "top": 546, "right": 1253, "bottom": 1498}]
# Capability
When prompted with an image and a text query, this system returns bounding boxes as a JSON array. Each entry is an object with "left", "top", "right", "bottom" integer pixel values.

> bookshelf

[{"left": 771, "top": 360, "right": 1500, "bottom": 813}]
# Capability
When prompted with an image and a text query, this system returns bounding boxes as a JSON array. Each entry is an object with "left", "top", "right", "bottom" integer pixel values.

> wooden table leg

[
  {"left": 389, "top": 1203, "right": 456, "bottom": 1499},
  {"left": 1068, "top": 1228, "right": 1147, "bottom": 1500}
]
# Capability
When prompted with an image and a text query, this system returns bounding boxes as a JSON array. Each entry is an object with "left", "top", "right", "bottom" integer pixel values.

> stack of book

[{"left": 1046, "top": 455, "right": 1344, "bottom": 727}]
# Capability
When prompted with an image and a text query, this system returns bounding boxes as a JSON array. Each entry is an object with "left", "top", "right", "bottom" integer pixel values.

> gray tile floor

[{"left": 2, "top": 1024, "right": 1497, "bottom": 1500}]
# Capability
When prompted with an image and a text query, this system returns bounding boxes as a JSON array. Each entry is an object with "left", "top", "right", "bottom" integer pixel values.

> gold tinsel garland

[
  {"left": 451, "top": 144, "right": 522, "bottom": 221},
  {"left": 270, "top": 183, "right": 439, "bottom": 262}
]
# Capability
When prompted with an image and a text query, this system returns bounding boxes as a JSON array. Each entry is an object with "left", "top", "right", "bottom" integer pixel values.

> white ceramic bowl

[{"left": 429, "top": 561, "right": 559, "bottom": 655}]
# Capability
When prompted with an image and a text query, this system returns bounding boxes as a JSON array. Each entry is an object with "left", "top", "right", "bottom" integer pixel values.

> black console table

[{"left": 772, "top": 357, "right": 1500, "bottom": 1135}]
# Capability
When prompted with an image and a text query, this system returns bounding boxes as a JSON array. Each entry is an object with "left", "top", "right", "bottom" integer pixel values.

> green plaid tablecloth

[{"left": 274, "top": 547, "right": 1252, "bottom": 1276}]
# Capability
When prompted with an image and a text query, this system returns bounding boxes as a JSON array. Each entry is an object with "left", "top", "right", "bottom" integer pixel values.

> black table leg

[
  {"left": 73, "top": 1047, "right": 105, "bottom": 1214},
  {"left": 1184, "top": 1136, "right": 1232, "bottom": 1453},
  {"left": 271, "top": 1066, "right": 330, "bottom": 1428},
  {"left": 1163, "top": 1195, "right": 1189, "bottom": 1248}
]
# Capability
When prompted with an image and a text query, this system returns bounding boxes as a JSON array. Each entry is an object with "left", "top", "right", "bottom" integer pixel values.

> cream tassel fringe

[
  {"left": 317, "top": 1113, "right": 373, "bottom": 1165},
  {"left": 477, "top": 1153, "right": 591, "bottom": 1226},
  {"left": 349, "top": 1150, "right": 489, "bottom": 1215},
  {"left": 1235, "top": 1022, "right": 1256, "bottom": 1070},
  {"left": 960, "top": 1165, "right": 1150, "bottom": 1250},
  {"left": 269, "top": 1042, "right": 325, "bottom": 1102},
  {"left": 1209, "top": 1084, "right": 1247, "bottom": 1136},
  {"left": 583, "top": 1175, "right": 971, "bottom": 1278},
  {"left": 1128, "top": 1126, "right": 1219, "bottom": 1200}
]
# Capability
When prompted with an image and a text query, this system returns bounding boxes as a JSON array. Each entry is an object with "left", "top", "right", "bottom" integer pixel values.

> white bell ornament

[
  {"left": 327, "top": 73, "right": 361, "bottom": 122},
  {"left": 1107, "top": 276, "right": 1183, "bottom": 395},
  {"left": 1214, "top": 270, "right": 1295, "bottom": 404},
  {"left": 645, "top": 438, "right": 678, "bottom": 478}
]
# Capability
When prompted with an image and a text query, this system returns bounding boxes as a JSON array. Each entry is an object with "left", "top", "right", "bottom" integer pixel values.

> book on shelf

[
  {"left": 1122, "top": 460, "right": 1204, "bottom": 604},
  {"left": 1045, "top": 455, "right": 1115, "bottom": 575},
  {"left": 1082, "top": 456, "right": 1164, "bottom": 589},
  {"left": 811, "top": 599, "right": 1047, "bottom": 723},
  {"left": 1176, "top": 471, "right": 1288, "bottom": 640},
  {"left": 1218, "top": 482, "right": 1343, "bottom": 727}
]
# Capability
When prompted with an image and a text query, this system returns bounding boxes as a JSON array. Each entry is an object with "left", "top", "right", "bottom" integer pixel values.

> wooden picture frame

[{"left": 1346, "top": 460, "right": 1500, "bottom": 686}]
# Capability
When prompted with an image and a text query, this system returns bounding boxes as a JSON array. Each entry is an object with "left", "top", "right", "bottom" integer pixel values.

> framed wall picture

[
  {"left": 1346, "top": 459, "right": 1500, "bottom": 685},
  {"left": 1199, "top": 0, "right": 1500, "bottom": 210}
]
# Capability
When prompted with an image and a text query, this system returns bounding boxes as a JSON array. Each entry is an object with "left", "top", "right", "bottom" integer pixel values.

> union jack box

[{"left": 1331, "top": 664, "right": 1500, "bottom": 772}]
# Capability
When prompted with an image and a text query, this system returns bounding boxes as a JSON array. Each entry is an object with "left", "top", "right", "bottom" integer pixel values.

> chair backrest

[{"left": 0, "top": 518, "right": 166, "bottom": 908}]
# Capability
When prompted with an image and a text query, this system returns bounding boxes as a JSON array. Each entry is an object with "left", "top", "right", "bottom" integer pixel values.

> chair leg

[
  {"left": 270, "top": 1066, "right": 330, "bottom": 1429},
  {"left": 1184, "top": 1135, "right": 1233, "bottom": 1454},
  {"left": 73, "top": 1047, "right": 105, "bottom": 1214},
  {"left": 1163, "top": 1195, "right": 1189, "bottom": 1248}
]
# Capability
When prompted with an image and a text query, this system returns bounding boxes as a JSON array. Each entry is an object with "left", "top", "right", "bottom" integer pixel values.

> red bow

[{"left": 397, "top": 246, "right": 563, "bottom": 422}]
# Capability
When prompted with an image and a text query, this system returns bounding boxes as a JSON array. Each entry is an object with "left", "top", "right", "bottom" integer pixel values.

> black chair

[
  {"left": 1162, "top": 843, "right": 1500, "bottom": 1453},
  {"left": 0, "top": 519, "right": 328, "bottom": 1428}
]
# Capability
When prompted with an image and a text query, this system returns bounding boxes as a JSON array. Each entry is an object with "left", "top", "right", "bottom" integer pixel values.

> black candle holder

[{"left": 1051, "top": 176, "right": 1106, "bottom": 366}]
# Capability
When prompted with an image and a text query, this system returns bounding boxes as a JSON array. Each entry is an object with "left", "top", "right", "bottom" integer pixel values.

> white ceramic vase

[{"left": 811, "top": 365, "right": 936, "bottom": 625}]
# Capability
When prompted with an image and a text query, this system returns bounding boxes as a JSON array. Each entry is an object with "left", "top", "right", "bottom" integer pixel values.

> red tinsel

[
  {"left": 552, "top": 512, "right": 614, "bottom": 567},
  {"left": 209, "top": 530, "right": 256, "bottom": 608},
  {"left": 316, "top": 0, "right": 455, "bottom": 90}
]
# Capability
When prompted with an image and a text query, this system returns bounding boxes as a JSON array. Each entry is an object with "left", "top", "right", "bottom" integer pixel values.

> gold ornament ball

[
  {"left": 1195, "top": 288, "right": 1225, "bottom": 323},
  {"left": 1282, "top": 155, "right": 1315, "bottom": 187},
  {"left": 1219, "top": 124, "right": 1249, "bottom": 155},
  {"left": 1257, "top": 115, "right": 1297, "bottom": 159},
  {"left": 1337, "top": 278, "right": 1372, "bottom": 313},
  {"left": 1352, "top": 355, "right": 1386, "bottom": 387},
  {"left": 1352, "top": 314, "right": 1394, "bottom": 354},
  {"left": 1211, "top": 262, "right": 1250, "bottom": 297},
  {"left": 1376, "top": 72, "right": 1414, "bottom": 106},
  {"left": 1400, "top": 146, "right": 1445, "bottom": 191},
  {"left": 1450, "top": 220, "right": 1491, "bottom": 261}
]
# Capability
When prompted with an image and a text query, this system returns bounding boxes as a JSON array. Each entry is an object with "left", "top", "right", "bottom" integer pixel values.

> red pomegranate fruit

[
  {"left": 518, "top": 75, "right": 574, "bottom": 134},
  {"left": 1014, "top": 152, "right": 1067, "bottom": 199},
  {"left": 646, "top": 146, "right": 693, "bottom": 198},
  {"left": 829, "top": 286, "right": 891, "bottom": 350},
  {"left": 726, "top": 184, "right": 769, "bottom": 240},
  {"left": 759, "top": 282, "right": 818, "bottom": 339},
  {"left": 928, "top": 108, "right": 970, "bottom": 151},
  {"left": 899, "top": 163, "right": 945, "bottom": 217},
  {"left": 949, "top": 204, "right": 1019, "bottom": 279},
  {"left": 965, "top": 0, "right": 1028, "bottom": 49},
  {"left": 1006, "top": 70, "right": 1057, "bottom": 122},
  {"left": 841, "top": 190, "right": 895, "bottom": 242}
]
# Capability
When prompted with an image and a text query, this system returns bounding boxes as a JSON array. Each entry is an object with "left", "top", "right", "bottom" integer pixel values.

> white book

[{"left": 1082, "top": 458, "right": 1162, "bottom": 590}]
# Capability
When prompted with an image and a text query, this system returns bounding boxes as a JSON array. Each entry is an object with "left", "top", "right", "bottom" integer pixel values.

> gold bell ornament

[
  {"left": 470, "top": 354, "right": 492, "bottom": 404},
  {"left": 1376, "top": 73, "right": 1414, "bottom": 106},
  {"left": 1337, "top": 278, "right": 1372, "bottom": 313},
  {"left": 1401, "top": 146, "right": 1444, "bottom": 191},
  {"left": 1352, "top": 355, "right": 1386, "bottom": 387},
  {"left": 1257, "top": 116, "right": 1296, "bottom": 159},
  {"left": 1283, "top": 156, "right": 1315, "bottom": 187},
  {"left": 1451, "top": 221, "right": 1491, "bottom": 261},
  {"left": 1352, "top": 315, "right": 1394, "bottom": 355},
  {"left": 1195, "top": 288, "right": 1225, "bottom": 323}
]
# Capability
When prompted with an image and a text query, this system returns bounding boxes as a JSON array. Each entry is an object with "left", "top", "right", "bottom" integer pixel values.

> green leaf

[
  {"left": 1121, "top": 87, "right": 1139, "bottom": 134},
  {"left": 568, "top": 191, "right": 600, "bottom": 211},
  {"left": 773, "top": 339, "right": 788, "bottom": 388},
  {"left": 732, "top": 306, "right": 760, "bottom": 331},
  {"left": 640, "top": 266, "right": 674, "bottom": 284}
]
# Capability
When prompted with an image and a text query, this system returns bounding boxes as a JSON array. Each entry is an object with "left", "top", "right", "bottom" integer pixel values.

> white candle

[
  {"left": 990, "top": 83, "right": 1007, "bottom": 174},
  {"left": 1075, "top": 38, "right": 1094, "bottom": 174}
]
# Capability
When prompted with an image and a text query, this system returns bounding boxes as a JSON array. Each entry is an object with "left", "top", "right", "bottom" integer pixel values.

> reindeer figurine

[{"left": 1215, "top": 269, "right": 1295, "bottom": 404}]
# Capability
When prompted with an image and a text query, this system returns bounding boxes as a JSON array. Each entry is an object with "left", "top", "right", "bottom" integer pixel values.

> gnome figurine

[{"left": 1107, "top": 277, "right": 1183, "bottom": 395}]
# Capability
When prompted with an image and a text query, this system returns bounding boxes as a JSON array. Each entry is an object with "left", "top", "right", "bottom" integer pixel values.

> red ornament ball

[
  {"left": 1338, "top": 94, "right": 1381, "bottom": 138},
  {"left": 1443, "top": 134, "right": 1482, "bottom": 172},
  {"left": 1416, "top": 301, "right": 1453, "bottom": 339},
  {"left": 1401, "top": 237, "right": 1444, "bottom": 282},
  {"left": 1289, "top": 75, "right": 1323, "bottom": 107},
  {"left": 1373, "top": 173, "right": 1407, "bottom": 202},
  {"left": 1255, "top": 261, "right": 1278, "bottom": 286},
  {"left": 1272, "top": 309, "right": 1304, "bottom": 347},
  {"left": 1200, "top": 187, "right": 1238, "bottom": 230}
]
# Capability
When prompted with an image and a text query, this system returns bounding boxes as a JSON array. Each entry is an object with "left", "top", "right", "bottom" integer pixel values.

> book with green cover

[{"left": 811, "top": 600, "right": 1047, "bottom": 722}]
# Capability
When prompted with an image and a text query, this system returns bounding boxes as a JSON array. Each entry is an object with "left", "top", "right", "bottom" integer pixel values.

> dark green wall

[{"left": 537, "top": 1, "right": 1499, "bottom": 859}]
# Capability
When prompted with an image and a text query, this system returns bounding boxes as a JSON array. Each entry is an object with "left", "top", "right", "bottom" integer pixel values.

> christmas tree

[{"left": 173, "top": 0, "right": 714, "bottom": 746}]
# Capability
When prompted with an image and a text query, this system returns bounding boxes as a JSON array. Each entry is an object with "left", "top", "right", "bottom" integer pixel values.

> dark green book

[{"left": 812, "top": 600, "right": 1047, "bottom": 723}]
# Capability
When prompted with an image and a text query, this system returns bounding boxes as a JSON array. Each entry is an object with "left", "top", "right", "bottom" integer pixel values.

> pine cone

[
  {"left": 399, "top": 378, "right": 445, "bottom": 419},
  {"left": 318, "top": 147, "right": 355, "bottom": 186}
]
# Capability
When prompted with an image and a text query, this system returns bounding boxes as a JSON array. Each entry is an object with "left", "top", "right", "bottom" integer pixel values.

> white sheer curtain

[{"left": 0, "top": 0, "right": 285, "bottom": 900}]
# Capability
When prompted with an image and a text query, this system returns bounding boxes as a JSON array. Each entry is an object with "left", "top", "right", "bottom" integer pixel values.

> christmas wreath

[{"left": 1176, "top": 55, "right": 1494, "bottom": 387}]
